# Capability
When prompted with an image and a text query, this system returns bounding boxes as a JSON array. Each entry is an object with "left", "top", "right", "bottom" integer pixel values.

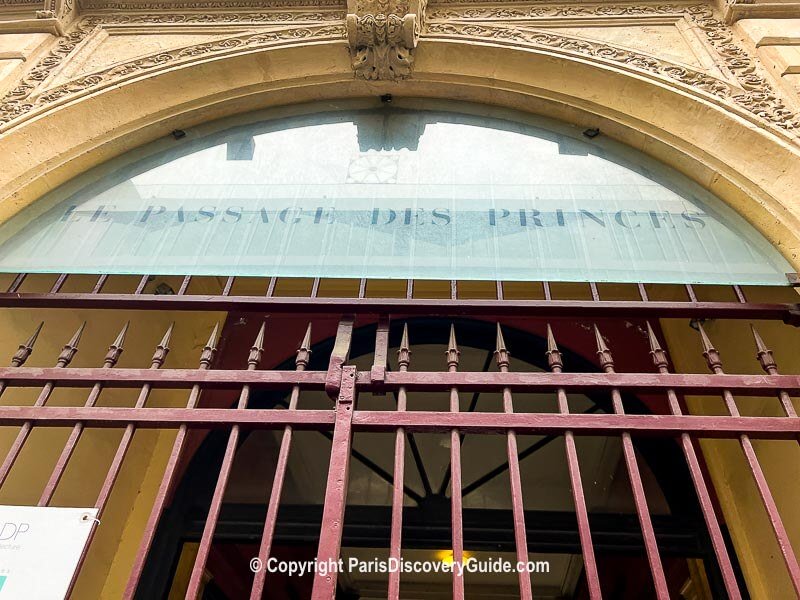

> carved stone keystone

[{"left": 346, "top": 0, "right": 426, "bottom": 80}]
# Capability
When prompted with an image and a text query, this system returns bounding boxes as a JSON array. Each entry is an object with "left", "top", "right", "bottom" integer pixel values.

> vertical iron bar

[
  {"left": 250, "top": 324, "right": 313, "bottom": 599},
  {"left": 123, "top": 324, "right": 219, "bottom": 599},
  {"left": 495, "top": 324, "right": 532, "bottom": 600},
  {"left": 94, "top": 324, "right": 173, "bottom": 513},
  {"left": 222, "top": 276, "right": 235, "bottom": 296},
  {"left": 438, "top": 349, "right": 493, "bottom": 495},
  {"left": 91, "top": 274, "right": 109, "bottom": 294},
  {"left": 593, "top": 324, "right": 669, "bottom": 599},
  {"left": 546, "top": 325, "right": 602, "bottom": 599},
  {"left": 38, "top": 322, "right": 129, "bottom": 506},
  {"left": 65, "top": 324, "right": 173, "bottom": 598},
  {"left": 185, "top": 324, "right": 265, "bottom": 599},
  {"left": 388, "top": 323, "right": 409, "bottom": 600},
  {"left": 697, "top": 323, "right": 800, "bottom": 595},
  {"left": 49, "top": 274, "right": 69, "bottom": 294},
  {"left": 382, "top": 318, "right": 411, "bottom": 600},
  {"left": 0, "top": 322, "right": 85, "bottom": 489},
  {"left": 738, "top": 282, "right": 798, "bottom": 418},
  {"left": 6, "top": 273, "right": 26, "bottom": 293},
  {"left": 446, "top": 325, "right": 465, "bottom": 600},
  {"left": 311, "top": 365, "right": 357, "bottom": 600},
  {"left": 177, "top": 276, "right": 192, "bottom": 296},
  {"left": 750, "top": 326, "right": 798, "bottom": 418},
  {"left": 644, "top": 323, "right": 741, "bottom": 598},
  {"left": 134, "top": 275, "right": 150, "bottom": 295}
]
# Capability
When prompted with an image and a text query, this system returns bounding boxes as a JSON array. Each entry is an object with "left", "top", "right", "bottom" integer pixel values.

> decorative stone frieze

[
  {"left": 0, "top": 18, "right": 345, "bottom": 128},
  {"left": 346, "top": 0, "right": 427, "bottom": 80},
  {"left": 426, "top": 4, "right": 800, "bottom": 131},
  {"left": 0, "top": 2, "right": 798, "bottom": 135},
  {"left": 80, "top": 0, "right": 341, "bottom": 8}
]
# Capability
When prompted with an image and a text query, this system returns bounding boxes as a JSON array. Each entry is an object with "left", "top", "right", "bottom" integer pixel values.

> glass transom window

[{"left": 0, "top": 107, "right": 790, "bottom": 285}]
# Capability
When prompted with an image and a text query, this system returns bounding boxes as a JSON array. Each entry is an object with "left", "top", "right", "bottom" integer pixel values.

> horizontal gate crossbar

[
  {"left": 0, "top": 293, "right": 797, "bottom": 320},
  {"left": 0, "top": 407, "right": 796, "bottom": 438},
  {"left": 1, "top": 368, "right": 800, "bottom": 395},
  {"left": 378, "top": 371, "right": 800, "bottom": 394},
  {"left": 0, "top": 368, "right": 328, "bottom": 389},
  {"left": 0, "top": 407, "right": 335, "bottom": 429},
  {"left": 353, "top": 411, "right": 800, "bottom": 437}
]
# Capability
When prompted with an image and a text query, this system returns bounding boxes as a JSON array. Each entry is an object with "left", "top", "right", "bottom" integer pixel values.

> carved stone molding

[
  {"left": 0, "top": 3, "right": 798, "bottom": 136},
  {"left": 82, "top": 10, "right": 344, "bottom": 23},
  {"left": 425, "top": 4, "right": 800, "bottom": 132},
  {"left": 0, "top": 17, "right": 345, "bottom": 129},
  {"left": 346, "top": 0, "right": 427, "bottom": 80},
  {"left": 81, "top": 0, "right": 342, "bottom": 8}
]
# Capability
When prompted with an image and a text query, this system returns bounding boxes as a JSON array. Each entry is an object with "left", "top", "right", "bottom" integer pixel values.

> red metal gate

[{"left": 0, "top": 274, "right": 799, "bottom": 599}]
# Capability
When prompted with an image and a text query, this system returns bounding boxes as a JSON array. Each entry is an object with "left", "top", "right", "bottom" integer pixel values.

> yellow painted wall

[
  {"left": 0, "top": 272, "right": 224, "bottom": 599},
  {"left": 660, "top": 285, "right": 800, "bottom": 599}
]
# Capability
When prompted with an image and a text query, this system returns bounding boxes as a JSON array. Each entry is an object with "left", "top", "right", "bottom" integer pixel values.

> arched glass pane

[{"left": 0, "top": 107, "right": 790, "bottom": 284}]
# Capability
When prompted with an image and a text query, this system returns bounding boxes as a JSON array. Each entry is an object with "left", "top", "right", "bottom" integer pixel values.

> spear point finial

[
  {"left": 494, "top": 323, "right": 509, "bottom": 369},
  {"left": 545, "top": 324, "right": 563, "bottom": 371},
  {"left": 104, "top": 321, "right": 129, "bottom": 366},
  {"left": 696, "top": 321, "right": 722, "bottom": 371},
  {"left": 199, "top": 322, "right": 219, "bottom": 367},
  {"left": 11, "top": 321, "right": 44, "bottom": 367},
  {"left": 645, "top": 322, "right": 669, "bottom": 370},
  {"left": 593, "top": 324, "right": 614, "bottom": 371},
  {"left": 248, "top": 322, "right": 267, "bottom": 367},
  {"left": 296, "top": 323, "right": 313, "bottom": 368},
  {"left": 58, "top": 321, "right": 86, "bottom": 366},
  {"left": 152, "top": 322, "right": 174, "bottom": 367},
  {"left": 446, "top": 323, "right": 460, "bottom": 369},
  {"left": 750, "top": 324, "right": 776, "bottom": 372},
  {"left": 397, "top": 323, "right": 411, "bottom": 370}
]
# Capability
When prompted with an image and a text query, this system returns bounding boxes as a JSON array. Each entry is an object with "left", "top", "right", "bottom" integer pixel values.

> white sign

[{"left": 0, "top": 505, "right": 98, "bottom": 599}]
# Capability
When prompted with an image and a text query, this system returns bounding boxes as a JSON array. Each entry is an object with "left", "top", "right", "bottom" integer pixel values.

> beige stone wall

[{"left": 737, "top": 18, "right": 800, "bottom": 108}]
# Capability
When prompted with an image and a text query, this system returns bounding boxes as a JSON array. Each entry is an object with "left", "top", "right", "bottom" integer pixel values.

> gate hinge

[
  {"left": 336, "top": 366, "right": 357, "bottom": 405},
  {"left": 325, "top": 315, "right": 355, "bottom": 399}
]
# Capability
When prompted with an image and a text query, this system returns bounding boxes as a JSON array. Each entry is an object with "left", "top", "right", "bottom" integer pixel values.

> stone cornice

[
  {"left": 79, "top": 0, "right": 345, "bottom": 9},
  {"left": 0, "top": 0, "right": 77, "bottom": 34},
  {"left": 721, "top": 0, "right": 800, "bottom": 23},
  {"left": 0, "top": 1, "right": 797, "bottom": 137}
]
